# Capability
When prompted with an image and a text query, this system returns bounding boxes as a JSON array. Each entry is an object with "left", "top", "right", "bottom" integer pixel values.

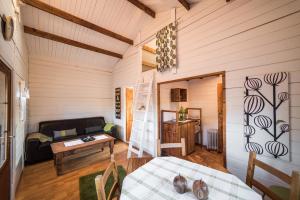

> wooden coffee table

[{"left": 50, "top": 134, "right": 115, "bottom": 175}]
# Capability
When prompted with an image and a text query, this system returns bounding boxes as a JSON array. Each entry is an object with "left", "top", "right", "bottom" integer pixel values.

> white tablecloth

[{"left": 120, "top": 157, "right": 261, "bottom": 200}]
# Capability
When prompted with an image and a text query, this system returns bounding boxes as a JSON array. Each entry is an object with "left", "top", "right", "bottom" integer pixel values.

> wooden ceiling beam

[
  {"left": 21, "top": 0, "right": 133, "bottom": 45},
  {"left": 143, "top": 45, "right": 156, "bottom": 54},
  {"left": 178, "top": 0, "right": 190, "bottom": 10},
  {"left": 24, "top": 26, "right": 123, "bottom": 59},
  {"left": 127, "top": 0, "right": 155, "bottom": 18}
]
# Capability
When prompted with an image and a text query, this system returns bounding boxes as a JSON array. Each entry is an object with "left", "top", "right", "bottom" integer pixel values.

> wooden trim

[
  {"left": 178, "top": 0, "right": 190, "bottom": 10},
  {"left": 0, "top": 59, "right": 12, "bottom": 200},
  {"left": 127, "top": 0, "right": 155, "bottom": 18},
  {"left": 126, "top": 88, "right": 134, "bottom": 142},
  {"left": 157, "top": 71, "right": 224, "bottom": 85},
  {"left": 21, "top": 0, "right": 133, "bottom": 45},
  {"left": 24, "top": 26, "right": 123, "bottom": 59},
  {"left": 252, "top": 179, "right": 282, "bottom": 200},
  {"left": 143, "top": 45, "right": 156, "bottom": 54},
  {"left": 246, "top": 151, "right": 256, "bottom": 187},
  {"left": 157, "top": 71, "right": 226, "bottom": 167},
  {"left": 290, "top": 171, "right": 300, "bottom": 200},
  {"left": 221, "top": 73, "right": 226, "bottom": 168},
  {"left": 255, "top": 159, "right": 291, "bottom": 184},
  {"left": 142, "top": 61, "right": 157, "bottom": 69}
]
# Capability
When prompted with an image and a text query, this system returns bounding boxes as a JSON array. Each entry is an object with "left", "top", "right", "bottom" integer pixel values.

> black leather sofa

[{"left": 25, "top": 116, "right": 117, "bottom": 164}]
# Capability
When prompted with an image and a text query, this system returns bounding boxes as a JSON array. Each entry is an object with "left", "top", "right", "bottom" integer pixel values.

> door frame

[
  {"left": 0, "top": 59, "right": 12, "bottom": 200},
  {"left": 125, "top": 87, "right": 134, "bottom": 142},
  {"left": 157, "top": 71, "right": 227, "bottom": 168}
]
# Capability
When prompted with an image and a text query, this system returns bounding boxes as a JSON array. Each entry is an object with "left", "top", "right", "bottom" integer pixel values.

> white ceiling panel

[{"left": 21, "top": 0, "right": 200, "bottom": 70}]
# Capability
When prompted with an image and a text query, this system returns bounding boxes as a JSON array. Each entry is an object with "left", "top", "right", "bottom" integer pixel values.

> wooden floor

[{"left": 16, "top": 141, "right": 226, "bottom": 200}]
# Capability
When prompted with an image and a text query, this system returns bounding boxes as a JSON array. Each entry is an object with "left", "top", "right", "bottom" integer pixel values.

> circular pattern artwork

[{"left": 243, "top": 73, "right": 290, "bottom": 160}]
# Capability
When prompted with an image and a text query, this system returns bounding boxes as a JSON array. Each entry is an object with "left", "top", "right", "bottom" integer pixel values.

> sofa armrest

[
  {"left": 25, "top": 135, "right": 53, "bottom": 164},
  {"left": 110, "top": 125, "right": 118, "bottom": 139}
]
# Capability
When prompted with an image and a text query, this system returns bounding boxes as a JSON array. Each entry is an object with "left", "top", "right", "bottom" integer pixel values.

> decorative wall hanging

[
  {"left": 243, "top": 72, "right": 290, "bottom": 161},
  {"left": 156, "top": 22, "right": 177, "bottom": 73},
  {"left": 1, "top": 15, "right": 14, "bottom": 41},
  {"left": 115, "top": 88, "right": 121, "bottom": 119}
]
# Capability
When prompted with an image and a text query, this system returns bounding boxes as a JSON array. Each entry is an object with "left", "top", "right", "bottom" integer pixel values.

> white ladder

[{"left": 127, "top": 74, "right": 153, "bottom": 158}]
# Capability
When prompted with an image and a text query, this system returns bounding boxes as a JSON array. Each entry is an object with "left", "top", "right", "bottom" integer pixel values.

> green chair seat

[
  {"left": 270, "top": 185, "right": 300, "bottom": 200},
  {"left": 269, "top": 185, "right": 290, "bottom": 200}
]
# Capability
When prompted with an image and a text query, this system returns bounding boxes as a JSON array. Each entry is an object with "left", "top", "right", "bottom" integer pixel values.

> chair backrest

[
  {"left": 246, "top": 151, "right": 300, "bottom": 200},
  {"left": 95, "top": 161, "right": 120, "bottom": 200},
  {"left": 126, "top": 157, "right": 153, "bottom": 174},
  {"left": 157, "top": 138, "right": 186, "bottom": 156}
]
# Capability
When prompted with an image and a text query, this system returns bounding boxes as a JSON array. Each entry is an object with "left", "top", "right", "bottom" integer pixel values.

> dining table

[{"left": 120, "top": 156, "right": 262, "bottom": 200}]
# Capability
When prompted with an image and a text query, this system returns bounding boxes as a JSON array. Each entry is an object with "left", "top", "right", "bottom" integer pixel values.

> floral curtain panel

[{"left": 156, "top": 22, "right": 177, "bottom": 73}]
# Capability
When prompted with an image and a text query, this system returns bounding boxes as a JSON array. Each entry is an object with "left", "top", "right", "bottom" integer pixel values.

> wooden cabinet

[
  {"left": 162, "top": 120, "right": 195, "bottom": 156},
  {"left": 171, "top": 88, "right": 187, "bottom": 102}
]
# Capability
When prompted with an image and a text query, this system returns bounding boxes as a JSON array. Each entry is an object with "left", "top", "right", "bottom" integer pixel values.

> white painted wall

[
  {"left": 160, "top": 81, "right": 189, "bottom": 121},
  {"left": 28, "top": 56, "right": 114, "bottom": 132},
  {"left": 112, "top": 0, "right": 300, "bottom": 188},
  {"left": 0, "top": 0, "right": 29, "bottom": 198}
]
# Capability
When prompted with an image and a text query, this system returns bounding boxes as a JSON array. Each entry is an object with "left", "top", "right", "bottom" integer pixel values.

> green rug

[{"left": 79, "top": 166, "right": 126, "bottom": 200}]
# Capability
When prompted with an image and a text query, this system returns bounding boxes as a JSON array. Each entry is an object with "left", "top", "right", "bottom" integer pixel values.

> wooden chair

[
  {"left": 126, "top": 157, "right": 153, "bottom": 174},
  {"left": 246, "top": 151, "right": 300, "bottom": 200},
  {"left": 157, "top": 138, "right": 186, "bottom": 156},
  {"left": 95, "top": 161, "right": 120, "bottom": 200}
]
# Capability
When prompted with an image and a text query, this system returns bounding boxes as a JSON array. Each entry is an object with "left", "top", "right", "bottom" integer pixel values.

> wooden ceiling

[{"left": 21, "top": 0, "right": 198, "bottom": 71}]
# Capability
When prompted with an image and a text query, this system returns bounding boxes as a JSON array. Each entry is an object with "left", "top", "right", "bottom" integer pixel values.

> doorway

[
  {"left": 126, "top": 88, "right": 134, "bottom": 142},
  {"left": 0, "top": 59, "right": 12, "bottom": 200},
  {"left": 157, "top": 71, "right": 227, "bottom": 168}
]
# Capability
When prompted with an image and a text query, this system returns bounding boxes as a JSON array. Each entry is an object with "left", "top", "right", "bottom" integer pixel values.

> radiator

[{"left": 207, "top": 129, "right": 218, "bottom": 151}]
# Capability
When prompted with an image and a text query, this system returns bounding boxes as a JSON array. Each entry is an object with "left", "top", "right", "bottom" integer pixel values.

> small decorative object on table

[
  {"left": 81, "top": 136, "right": 95, "bottom": 142},
  {"left": 173, "top": 174, "right": 187, "bottom": 194},
  {"left": 178, "top": 106, "right": 188, "bottom": 121},
  {"left": 193, "top": 179, "right": 209, "bottom": 200}
]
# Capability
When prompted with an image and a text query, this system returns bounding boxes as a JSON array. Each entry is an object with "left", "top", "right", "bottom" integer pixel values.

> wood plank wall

[
  {"left": 28, "top": 57, "right": 114, "bottom": 132},
  {"left": 0, "top": 0, "right": 29, "bottom": 198},
  {"left": 113, "top": 0, "right": 300, "bottom": 186}
]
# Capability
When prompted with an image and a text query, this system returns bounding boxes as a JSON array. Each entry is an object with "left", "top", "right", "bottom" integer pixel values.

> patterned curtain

[{"left": 156, "top": 22, "right": 177, "bottom": 73}]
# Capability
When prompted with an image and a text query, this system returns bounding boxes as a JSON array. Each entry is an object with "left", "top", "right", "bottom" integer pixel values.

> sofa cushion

[
  {"left": 104, "top": 123, "right": 114, "bottom": 133},
  {"left": 85, "top": 126, "right": 103, "bottom": 134},
  {"left": 39, "top": 117, "right": 106, "bottom": 137},
  {"left": 53, "top": 128, "right": 77, "bottom": 140},
  {"left": 27, "top": 132, "right": 53, "bottom": 143}
]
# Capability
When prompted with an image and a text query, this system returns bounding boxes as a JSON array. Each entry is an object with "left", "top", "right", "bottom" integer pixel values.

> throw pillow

[
  {"left": 27, "top": 132, "right": 53, "bottom": 143},
  {"left": 85, "top": 126, "right": 103, "bottom": 134},
  {"left": 53, "top": 128, "right": 77, "bottom": 140},
  {"left": 104, "top": 123, "right": 114, "bottom": 133}
]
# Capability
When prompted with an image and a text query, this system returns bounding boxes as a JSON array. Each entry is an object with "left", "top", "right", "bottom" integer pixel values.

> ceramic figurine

[
  {"left": 173, "top": 174, "right": 187, "bottom": 194},
  {"left": 193, "top": 179, "right": 209, "bottom": 200}
]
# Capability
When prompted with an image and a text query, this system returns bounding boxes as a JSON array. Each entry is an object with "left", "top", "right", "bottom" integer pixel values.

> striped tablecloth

[{"left": 120, "top": 157, "right": 262, "bottom": 200}]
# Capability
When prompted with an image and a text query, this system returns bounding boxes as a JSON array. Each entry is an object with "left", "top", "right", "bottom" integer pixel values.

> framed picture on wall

[{"left": 115, "top": 88, "right": 121, "bottom": 119}]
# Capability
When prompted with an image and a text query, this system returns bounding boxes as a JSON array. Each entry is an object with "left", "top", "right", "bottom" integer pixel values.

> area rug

[{"left": 79, "top": 166, "right": 126, "bottom": 200}]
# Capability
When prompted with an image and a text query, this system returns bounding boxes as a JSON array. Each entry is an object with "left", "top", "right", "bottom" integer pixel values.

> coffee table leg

[
  {"left": 53, "top": 154, "right": 56, "bottom": 166},
  {"left": 109, "top": 140, "right": 114, "bottom": 160},
  {"left": 56, "top": 153, "right": 63, "bottom": 176}
]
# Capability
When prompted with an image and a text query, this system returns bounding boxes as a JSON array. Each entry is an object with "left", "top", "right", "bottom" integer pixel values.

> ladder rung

[{"left": 129, "top": 138, "right": 139, "bottom": 143}]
